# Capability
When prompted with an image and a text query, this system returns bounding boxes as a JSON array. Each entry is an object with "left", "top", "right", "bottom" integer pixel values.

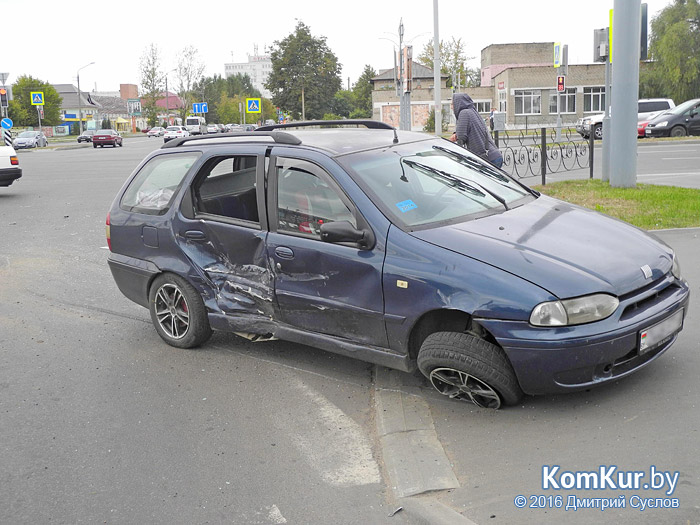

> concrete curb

[{"left": 374, "top": 366, "right": 476, "bottom": 524}]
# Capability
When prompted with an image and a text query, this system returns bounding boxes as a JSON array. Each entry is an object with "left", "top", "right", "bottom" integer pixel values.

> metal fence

[{"left": 494, "top": 127, "right": 593, "bottom": 184}]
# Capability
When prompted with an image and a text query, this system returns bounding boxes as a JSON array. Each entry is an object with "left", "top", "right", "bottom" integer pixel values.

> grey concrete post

[
  {"left": 433, "top": 0, "right": 442, "bottom": 136},
  {"left": 602, "top": 58, "right": 612, "bottom": 182},
  {"left": 610, "top": 0, "right": 641, "bottom": 188}
]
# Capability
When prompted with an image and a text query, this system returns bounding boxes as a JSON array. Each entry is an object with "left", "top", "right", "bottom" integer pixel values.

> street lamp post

[
  {"left": 77, "top": 62, "right": 95, "bottom": 134},
  {"left": 164, "top": 69, "right": 176, "bottom": 125}
]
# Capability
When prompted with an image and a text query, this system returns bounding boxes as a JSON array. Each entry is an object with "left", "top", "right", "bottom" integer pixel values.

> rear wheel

[
  {"left": 93, "top": 144, "right": 97, "bottom": 148},
  {"left": 417, "top": 332, "right": 523, "bottom": 409},
  {"left": 670, "top": 125, "right": 687, "bottom": 137},
  {"left": 593, "top": 124, "right": 603, "bottom": 140},
  {"left": 148, "top": 273, "right": 212, "bottom": 348}
]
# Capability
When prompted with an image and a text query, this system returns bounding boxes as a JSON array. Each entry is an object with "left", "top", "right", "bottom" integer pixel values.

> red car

[
  {"left": 638, "top": 121, "right": 650, "bottom": 138},
  {"left": 93, "top": 129, "right": 123, "bottom": 148}
]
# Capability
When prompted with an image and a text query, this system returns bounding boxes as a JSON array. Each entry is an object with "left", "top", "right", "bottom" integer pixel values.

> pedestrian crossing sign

[
  {"left": 246, "top": 98, "right": 261, "bottom": 113},
  {"left": 30, "top": 91, "right": 45, "bottom": 105}
]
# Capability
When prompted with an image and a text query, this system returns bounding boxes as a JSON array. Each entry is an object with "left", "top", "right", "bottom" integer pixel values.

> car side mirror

[{"left": 320, "top": 221, "right": 374, "bottom": 249}]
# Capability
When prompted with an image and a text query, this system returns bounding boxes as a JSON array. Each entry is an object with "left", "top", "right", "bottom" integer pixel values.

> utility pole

[
  {"left": 433, "top": 0, "right": 442, "bottom": 136},
  {"left": 610, "top": 0, "right": 641, "bottom": 187}
]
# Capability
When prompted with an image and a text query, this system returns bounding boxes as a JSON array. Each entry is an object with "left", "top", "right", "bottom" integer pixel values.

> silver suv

[{"left": 576, "top": 98, "right": 675, "bottom": 139}]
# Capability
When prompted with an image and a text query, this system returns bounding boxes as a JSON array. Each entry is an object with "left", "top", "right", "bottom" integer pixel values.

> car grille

[{"left": 618, "top": 274, "right": 681, "bottom": 322}]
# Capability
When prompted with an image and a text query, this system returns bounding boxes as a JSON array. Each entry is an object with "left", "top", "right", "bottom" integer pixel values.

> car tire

[
  {"left": 670, "top": 125, "right": 687, "bottom": 137},
  {"left": 119, "top": 141, "right": 123, "bottom": 147},
  {"left": 148, "top": 273, "right": 212, "bottom": 349},
  {"left": 93, "top": 144, "right": 97, "bottom": 148},
  {"left": 417, "top": 331, "right": 523, "bottom": 409},
  {"left": 593, "top": 124, "right": 603, "bottom": 140}
]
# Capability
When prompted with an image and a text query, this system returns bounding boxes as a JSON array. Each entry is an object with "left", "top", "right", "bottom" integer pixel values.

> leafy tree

[
  {"left": 644, "top": 0, "right": 700, "bottom": 102},
  {"left": 225, "top": 74, "right": 260, "bottom": 98},
  {"left": 351, "top": 65, "right": 376, "bottom": 118},
  {"left": 176, "top": 46, "right": 206, "bottom": 122},
  {"left": 330, "top": 90, "right": 353, "bottom": 118},
  {"left": 139, "top": 44, "right": 164, "bottom": 125},
  {"left": 8, "top": 75, "right": 62, "bottom": 126},
  {"left": 417, "top": 37, "right": 479, "bottom": 88},
  {"left": 102, "top": 118, "right": 112, "bottom": 129},
  {"left": 265, "top": 21, "right": 342, "bottom": 120}
]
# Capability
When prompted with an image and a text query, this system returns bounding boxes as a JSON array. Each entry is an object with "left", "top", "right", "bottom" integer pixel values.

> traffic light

[
  {"left": 0, "top": 88, "right": 8, "bottom": 108},
  {"left": 557, "top": 76, "right": 566, "bottom": 92}
]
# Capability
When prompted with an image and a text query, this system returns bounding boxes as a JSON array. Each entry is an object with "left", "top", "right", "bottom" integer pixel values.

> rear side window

[
  {"left": 193, "top": 155, "right": 259, "bottom": 224},
  {"left": 639, "top": 101, "right": 670, "bottom": 113},
  {"left": 121, "top": 153, "right": 200, "bottom": 215}
]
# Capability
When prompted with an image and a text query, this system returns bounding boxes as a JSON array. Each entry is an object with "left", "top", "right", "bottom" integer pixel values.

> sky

[{"left": 0, "top": 0, "right": 673, "bottom": 93}]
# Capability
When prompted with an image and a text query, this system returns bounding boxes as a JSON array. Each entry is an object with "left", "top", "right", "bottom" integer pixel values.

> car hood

[{"left": 412, "top": 195, "right": 673, "bottom": 298}]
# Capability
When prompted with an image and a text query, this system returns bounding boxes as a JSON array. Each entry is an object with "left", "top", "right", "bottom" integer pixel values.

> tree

[
  {"left": 8, "top": 75, "right": 62, "bottom": 126},
  {"left": 644, "top": 0, "right": 700, "bottom": 102},
  {"left": 350, "top": 65, "right": 376, "bottom": 118},
  {"left": 417, "top": 37, "right": 479, "bottom": 88},
  {"left": 139, "top": 44, "right": 164, "bottom": 126},
  {"left": 265, "top": 21, "right": 342, "bottom": 120},
  {"left": 176, "top": 46, "right": 206, "bottom": 122}
]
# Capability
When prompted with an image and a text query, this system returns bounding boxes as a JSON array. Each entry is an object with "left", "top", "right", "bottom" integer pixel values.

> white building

[{"left": 224, "top": 46, "right": 272, "bottom": 98}]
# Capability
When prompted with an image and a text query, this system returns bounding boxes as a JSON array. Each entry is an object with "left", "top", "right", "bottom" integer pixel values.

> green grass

[{"left": 533, "top": 179, "right": 700, "bottom": 230}]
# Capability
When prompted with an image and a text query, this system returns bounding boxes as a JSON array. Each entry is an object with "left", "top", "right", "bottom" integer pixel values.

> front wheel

[
  {"left": 148, "top": 273, "right": 212, "bottom": 349},
  {"left": 670, "top": 125, "right": 687, "bottom": 137},
  {"left": 593, "top": 124, "right": 603, "bottom": 140},
  {"left": 93, "top": 144, "right": 97, "bottom": 148},
  {"left": 417, "top": 332, "right": 523, "bottom": 409}
]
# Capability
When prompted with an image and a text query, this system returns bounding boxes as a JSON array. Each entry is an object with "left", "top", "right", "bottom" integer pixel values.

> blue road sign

[
  {"left": 192, "top": 102, "right": 209, "bottom": 114},
  {"left": 1, "top": 118, "right": 12, "bottom": 130},
  {"left": 246, "top": 98, "right": 261, "bottom": 113}
]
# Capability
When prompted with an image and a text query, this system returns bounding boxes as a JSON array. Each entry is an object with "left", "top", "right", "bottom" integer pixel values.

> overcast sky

[{"left": 0, "top": 0, "right": 672, "bottom": 92}]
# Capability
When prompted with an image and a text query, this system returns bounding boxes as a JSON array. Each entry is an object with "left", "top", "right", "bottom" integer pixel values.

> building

[
  {"left": 371, "top": 61, "right": 450, "bottom": 131},
  {"left": 224, "top": 46, "right": 272, "bottom": 98},
  {"left": 370, "top": 42, "right": 607, "bottom": 130},
  {"left": 53, "top": 84, "right": 101, "bottom": 132}
]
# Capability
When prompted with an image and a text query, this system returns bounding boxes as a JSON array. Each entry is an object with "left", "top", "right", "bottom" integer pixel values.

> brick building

[{"left": 371, "top": 42, "right": 606, "bottom": 130}]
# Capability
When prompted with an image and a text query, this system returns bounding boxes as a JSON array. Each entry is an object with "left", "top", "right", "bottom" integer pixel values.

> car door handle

[
  {"left": 275, "top": 246, "right": 294, "bottom": 259},
  {"left": 184, "top": 230, "right": 207, "bottom": 241}
]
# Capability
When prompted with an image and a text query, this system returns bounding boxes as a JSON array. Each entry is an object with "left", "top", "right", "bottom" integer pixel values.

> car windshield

[
  {"left": 83, "top": 130, "right": 94, "bottom": 135},
  {"left": 666, "top": 99, "right": 700, "bottom": 116},
  {"left": 339, "top": 139, "right": 534, "bottom": 229},
  {"left": 18, "top": 131, "right": 38, "bottom": 138}
]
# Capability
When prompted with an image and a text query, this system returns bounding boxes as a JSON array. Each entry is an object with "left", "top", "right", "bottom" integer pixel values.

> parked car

[
  {"left": 77, "top": 130, "right": 95, "bottom": 143},
  {"left": 576, "top": 98, "right": 676, "bottom": 139},
  {"left": 93, "top": 129, "right": 123, "bottom": 148},
  {"left": 0, "top": 145, "right": 21, "bottom": 187},
  {"left": 147, "top": 127, "right": 166, "bottom": 138},
  {"left": 637, "top": 120, "right": 651, "bottom": 138},
  {"left": 163, "top": 126, "right": 190, "bottom": 143},
  {"left": 206, "top": 124, "right": 219, "bottom": 134},
  {"left": 226, "top": 124, "right": 244, "bottom": 132},
  {"left": 242, "top": 124, "right": 257, "bottom": 132},
  {"left": 645, "top": 98, "right": 700, "bottom": 138},
  {"left": 106, "top": 120, "right": 689, "bottom": 409},
  {"left": 13, "top": 130, "right": 48, "bottom": 149}
]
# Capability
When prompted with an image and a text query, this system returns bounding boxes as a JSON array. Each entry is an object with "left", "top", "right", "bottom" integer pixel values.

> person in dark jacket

[{"left": 450, "top": 93, "right": 503, "bottom": 168}]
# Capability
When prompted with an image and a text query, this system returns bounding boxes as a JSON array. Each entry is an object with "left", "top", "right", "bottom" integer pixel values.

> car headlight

[
  {"left": 530, "top": 294, "right": 619, "bottom": 327},
  {"left": 672, "top": 254, "right": 681, "bottom": 280},
  {"left": 655, "top": 121, "right": 668, "bottom": 128}
]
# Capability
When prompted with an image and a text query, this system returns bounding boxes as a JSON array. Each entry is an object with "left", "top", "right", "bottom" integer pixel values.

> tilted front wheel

[
  {"left": 417, "top": 332, "right": 523, "bottom": 408},
  {"left": 148, "top": 273, "right": 212, "bottom": 348},
  {"left": 670, "top": 126, "right": 686, "bottom": 137}
]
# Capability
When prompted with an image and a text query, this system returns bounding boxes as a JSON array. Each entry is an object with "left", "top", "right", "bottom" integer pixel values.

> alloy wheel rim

[
  {"left": 429, "top": 367, "right": 502, "bottom": 409},
  {"left": 154, "top": 284, "right": 190, "bottom": 339}
]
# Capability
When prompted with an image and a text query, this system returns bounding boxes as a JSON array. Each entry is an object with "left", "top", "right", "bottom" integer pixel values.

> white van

[{"left": 185, "top": 116, "right": 207, "bottom": 135}]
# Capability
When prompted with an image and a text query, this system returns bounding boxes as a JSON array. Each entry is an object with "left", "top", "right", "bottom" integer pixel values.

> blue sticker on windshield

[{"left": 396, "top": 199, "right": 417, "bottom": 213}]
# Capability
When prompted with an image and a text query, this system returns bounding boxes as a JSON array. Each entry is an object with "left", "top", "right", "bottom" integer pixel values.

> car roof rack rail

[
  {"left": 161, "top": 131, "right": 302, "bottom": 148},
  {"left": 255, "top": 119, "right": 395, "bottom": 131}
]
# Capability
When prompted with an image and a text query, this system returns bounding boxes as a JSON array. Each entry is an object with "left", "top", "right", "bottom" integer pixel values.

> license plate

[{"left": 639, "top": 309, "right": 683, "bottom": 354}]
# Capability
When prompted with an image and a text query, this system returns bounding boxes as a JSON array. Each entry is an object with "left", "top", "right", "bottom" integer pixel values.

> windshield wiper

[{"left": 403, "top": 159, "right": 509, "bottom": 210}]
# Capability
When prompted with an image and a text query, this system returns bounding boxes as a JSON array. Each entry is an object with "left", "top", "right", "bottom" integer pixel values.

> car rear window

[
  {"left": 121, "top": 153, "right": 201, "bottom": 215},
  {"left": 639, "top": 101, "right": 670, "bottom": 113}
]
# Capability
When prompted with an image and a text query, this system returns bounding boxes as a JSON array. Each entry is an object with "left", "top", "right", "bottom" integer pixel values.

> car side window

[
  {"left": 276, "top": 158, "right": 355, "bottom": 239},
  {"left": 194, "top": 155, "right": 259, "bottom": 224},
  {"left": 121, "top": 153, "right": 200, "bottom": 215}
]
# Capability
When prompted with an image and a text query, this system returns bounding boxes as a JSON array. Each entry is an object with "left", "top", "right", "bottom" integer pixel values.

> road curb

[{"left": 374, "top": 366, "right": 475, "bottom": 523}]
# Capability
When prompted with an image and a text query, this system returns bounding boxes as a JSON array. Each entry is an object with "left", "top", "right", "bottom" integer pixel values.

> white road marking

[{"left": 267, "top": 505, "right": 287, "bottom": 524}]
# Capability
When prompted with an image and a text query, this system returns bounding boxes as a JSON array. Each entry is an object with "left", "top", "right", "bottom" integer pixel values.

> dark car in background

[
  {"left": 105, "top": 120, "right": 689, "bottom": 409},
  {"left": 77, "top": 130, "right": 95, "bottom": 143},
  {"left": 93, "top": 129, "right": 123, "bottom": 148},
  {"left": 645, "top": 98, "right": 700, "bottom": 137}
]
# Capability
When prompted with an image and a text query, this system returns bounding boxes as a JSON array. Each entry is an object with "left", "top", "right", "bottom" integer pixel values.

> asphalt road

[
  {"left": 0, "top": 137, "right": 416, "bottom": 525},
  {"left": 1, "top": 136, "right": 698, "bottom": 524}
]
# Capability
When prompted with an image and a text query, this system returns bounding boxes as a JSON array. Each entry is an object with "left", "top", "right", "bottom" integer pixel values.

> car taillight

[
  {"left": 10, "top": 156, "right": 18, "bottom": 166},
  {"left": 106, "top": 213, "right": 112, "bottom": 251}
]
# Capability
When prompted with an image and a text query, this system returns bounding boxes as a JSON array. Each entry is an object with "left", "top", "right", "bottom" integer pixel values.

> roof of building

[
  {"left": 53, "top": 84, "right": 101, "bottom": 109},
  {"left": 372, "top": 61, "right": 447, "bottom": 81},
  {"left": 92, "top": 95, "right": 127, "bottom": 112}
]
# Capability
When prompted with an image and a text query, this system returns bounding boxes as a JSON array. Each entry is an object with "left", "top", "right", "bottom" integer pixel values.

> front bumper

[
  {"left": 478, "top": 274, "right": 690, "bottom": 395},
  {"left": 645, "top": 127, "right": 669, "bottom": 137}
]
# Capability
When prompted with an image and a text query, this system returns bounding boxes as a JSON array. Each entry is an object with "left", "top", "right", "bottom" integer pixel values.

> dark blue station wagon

[{"left": 106, "top": 121, "right": 689, "bottom": 408}]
